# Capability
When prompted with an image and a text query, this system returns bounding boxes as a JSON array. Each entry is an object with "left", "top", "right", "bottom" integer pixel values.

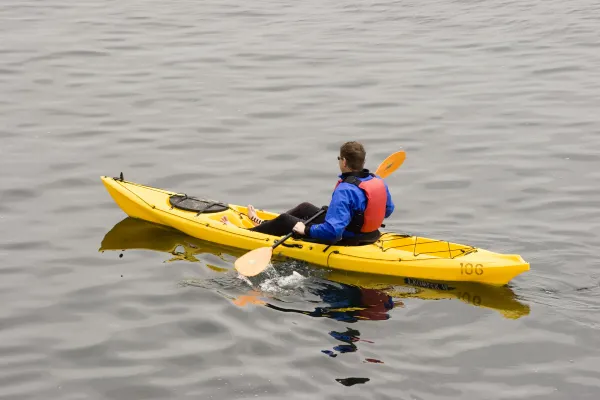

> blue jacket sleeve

[
  {"left": 385, "top": 182, "right": 394, "bottom": 218},
  {"left": 308, "top": 187, "right": 353, "bottom": 242}
]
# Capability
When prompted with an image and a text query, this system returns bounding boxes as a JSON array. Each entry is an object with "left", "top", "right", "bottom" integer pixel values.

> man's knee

[{"left": 279, "top": 214, "right": 299, "bottom": 224}]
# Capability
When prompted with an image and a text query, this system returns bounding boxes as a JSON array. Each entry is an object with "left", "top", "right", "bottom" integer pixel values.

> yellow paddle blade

[
  {"left": 375, "top": 150, "right": 406, "bottom": 178},
  {"left": 234, "top": 246, "right": 273, "bottom": 276}
]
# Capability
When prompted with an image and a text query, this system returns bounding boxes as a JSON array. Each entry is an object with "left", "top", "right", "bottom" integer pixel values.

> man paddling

[
  {"left": 291, "top": 141, "right": 394, "bottom": 244},
  {"left": 222, "top": 141, "right": 395, "bottom": 245}
]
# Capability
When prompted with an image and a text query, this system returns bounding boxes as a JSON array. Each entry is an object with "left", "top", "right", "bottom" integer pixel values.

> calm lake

[{"left": 1, "top": 0, "right": 600, "bottom": 399}]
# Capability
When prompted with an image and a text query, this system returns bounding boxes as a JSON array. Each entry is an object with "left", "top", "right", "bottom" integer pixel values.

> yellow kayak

[
  {"left": 100, "top": 175, "right": 529, "bottom": 285},
  {"left": 99, "top": 217, "right": 530, "bottom": 319}
]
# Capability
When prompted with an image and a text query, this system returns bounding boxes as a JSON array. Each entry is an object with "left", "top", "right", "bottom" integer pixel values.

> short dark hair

[{"left": 340, "top": 141, "right": 366, "bottom": 171}]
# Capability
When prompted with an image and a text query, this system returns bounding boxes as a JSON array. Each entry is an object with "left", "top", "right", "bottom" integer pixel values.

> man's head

[{"left": 338, "top": 141, "right": 366, "bottom": 173}]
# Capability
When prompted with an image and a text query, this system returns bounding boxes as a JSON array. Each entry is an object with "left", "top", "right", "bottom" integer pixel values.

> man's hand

[{"left": 293, "top": 222, "right": 306, "bottom": 235}]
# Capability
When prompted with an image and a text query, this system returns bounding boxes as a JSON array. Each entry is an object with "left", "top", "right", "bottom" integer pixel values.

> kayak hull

[{"left": 100, "top": 176, "right": 530, "bottom": 285}]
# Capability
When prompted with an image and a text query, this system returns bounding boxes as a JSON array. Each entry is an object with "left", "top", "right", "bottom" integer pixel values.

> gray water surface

[{"left": 2, "top": 0, "right": 600, "bottom": 399}]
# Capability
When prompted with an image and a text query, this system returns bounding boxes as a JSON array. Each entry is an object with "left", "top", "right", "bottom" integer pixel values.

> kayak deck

[{"left": 100, "top": 175, "right": 530, "bottom": 285}]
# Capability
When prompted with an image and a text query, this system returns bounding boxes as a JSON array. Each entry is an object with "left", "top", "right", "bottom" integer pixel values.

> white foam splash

[
  {"left": 259, "top": 271, "right": 306, "bottom": 293},
  {"left": 236, "top": 273, "right": 254, "bottom": 288}
]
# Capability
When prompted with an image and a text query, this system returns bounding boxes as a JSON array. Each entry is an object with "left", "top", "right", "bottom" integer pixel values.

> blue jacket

[{"left": 308, "top": 172, "right": 394, "bottom": 242}]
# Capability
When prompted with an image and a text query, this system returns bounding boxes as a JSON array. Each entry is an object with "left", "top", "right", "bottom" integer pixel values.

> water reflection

[
  {"left": 100, "top": 217, "right": 531, "bottom": 386},
  {"left": 335, "top": 377, "right": 370, "bottom": 387},
  {"left": 100, "top": 217, "right": 530, "bottom": 320},
  {"left": 263, "top": 284, "right": 396, "bottom": 323}
]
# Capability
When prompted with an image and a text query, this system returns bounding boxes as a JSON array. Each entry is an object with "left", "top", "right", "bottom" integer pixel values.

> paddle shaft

[{"left": 272, "top": 208, "right": 327, "bottom": 250}]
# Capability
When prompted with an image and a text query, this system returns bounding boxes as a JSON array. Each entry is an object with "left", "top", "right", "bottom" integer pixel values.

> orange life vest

[{"left": 335, "top": 173, "right": 387, "bottom": 233}]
